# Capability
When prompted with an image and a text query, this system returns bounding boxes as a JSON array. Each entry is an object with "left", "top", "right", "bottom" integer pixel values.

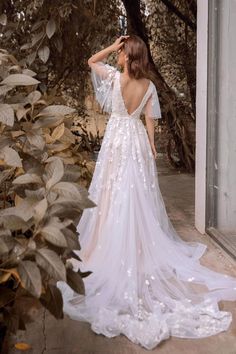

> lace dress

[{"left": 57, "top": 61, "right": 236, "bottom": 350}]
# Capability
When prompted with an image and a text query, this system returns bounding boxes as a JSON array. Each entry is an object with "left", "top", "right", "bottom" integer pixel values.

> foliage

[
  {"left": 0, "top": 0, "right": 198, "bottom": 172},
  {"left": 146, "top": 0, "right": 197, "bottom": 112},
  {"left": 123, "top": 0, "right": 197, "bottom": 171},
  {"left": 0, "top": 0, "right": 120, "bottom": 110},
  {"left": 0, "top": 49, "right": 95, "bottom": 334}
]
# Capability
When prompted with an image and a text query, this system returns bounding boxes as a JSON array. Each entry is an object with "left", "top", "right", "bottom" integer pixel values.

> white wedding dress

[{"left": 57, "top": 61, "right": 236, "bottom": 350}]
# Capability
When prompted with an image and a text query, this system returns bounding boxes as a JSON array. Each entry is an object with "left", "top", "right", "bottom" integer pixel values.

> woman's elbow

[
  {"left": 145, "top": 115, "right": 154, "bottom": 124},
  {"left": 87, "top": 58, "right": 93, "bottom": 67}
]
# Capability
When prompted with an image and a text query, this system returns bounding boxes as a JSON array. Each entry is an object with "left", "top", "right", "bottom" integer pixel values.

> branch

[
  {"left": 189, "top": 0, "right": 197, "bottom": 20},
  {"left": 159, "top": 0, "right": 196, "bottom": 31}
]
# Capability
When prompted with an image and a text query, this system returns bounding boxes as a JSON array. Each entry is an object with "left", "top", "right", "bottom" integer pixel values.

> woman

[{"left": 57, "top": 35, "right": 236, "bottom": 350}]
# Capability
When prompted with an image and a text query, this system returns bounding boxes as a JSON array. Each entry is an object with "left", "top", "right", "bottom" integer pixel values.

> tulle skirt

[{"left": 57, "top": 114, "right": 236, "bottom": 350}]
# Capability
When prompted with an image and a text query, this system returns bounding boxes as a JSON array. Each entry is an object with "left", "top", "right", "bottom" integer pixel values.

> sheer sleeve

[
  {"left": 89, "top": 61, "right": 118, "bottom": 114},
  {"left": 142, "top": 83, "right": 162, "bottom": 119}
]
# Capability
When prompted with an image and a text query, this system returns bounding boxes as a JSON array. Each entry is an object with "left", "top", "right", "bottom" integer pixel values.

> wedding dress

[{"left": 57, "top": 61, "right": 236, "bottom": 350}]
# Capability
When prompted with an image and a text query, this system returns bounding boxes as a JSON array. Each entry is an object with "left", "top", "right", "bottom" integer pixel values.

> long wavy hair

[{"left": 121, "top": 34, "right": 152, "bottom": 80}]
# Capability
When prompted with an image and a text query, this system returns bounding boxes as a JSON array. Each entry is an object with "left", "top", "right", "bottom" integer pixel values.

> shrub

[{"left": 0, "top": 49, "right": 95, "bottom": 335}]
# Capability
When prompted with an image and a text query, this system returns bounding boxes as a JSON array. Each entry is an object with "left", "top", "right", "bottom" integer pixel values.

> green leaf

[
  {"left": 16, "top": 106, "right": 29, "bottom": 121},
  {"left": 40, "top": 225, "right": 67, "bottom": 248},
  {"left": 36, "top": 248, "right": 66, "bottom": 281},
  {"left": 0, "top": 74, "right": 40, "bottom": 86},
  {"left": 51, "top": 182, "right": 82, "bottom": 201},
  {"left": 0, "top": 103, "right": 14, "bottom": 126},
  {"left": 66, "top": 268, "right": 85, "bottom": 295},
  {"left": 13, "top": 173, "right": 43, "bottom": 185},
  {"left": 33, "top": 116, "right": 64, "bottom": 129},
  {"left": 48, "top": 203, "right": 81, "bottom": 219},
  {"left": 68, "top": 250, "right": 82, "bottom": 262},
  {"left": 31, "top": 20, "right": 44, "bottom": 32},
  {"left": 45, "top": 158, "right": 64, "bottom": 190},
  {"left": 40, "top": 284, "right": 63, "bottom": 319},
  {"left": 60, "top": 127, "right": 75, "bottom": 144},
  {"left": 26, "top": 130, "right": 45, "bottom": 150},
  {"left": 63, "top": 227, "right": 81, "bottom": 250},
  {"left": 20, "top": 42, "right": 32, "bottom": 50},
  {"left": 33, "top": 198, "right": 48, "bottom": 223},
  {"left": 26, "top": 90, "right": 41, "bottom": 104},
  {"left": 31, "top": 31, "right": 44, "bottom": 46},
  {"left": 1, "top": 198, "right": 39, "bottom": 222},
  {"left": 52, "top": 186, "right": 96, "bottom": 210},
  {"left": 26, "top": 51, "right": 37, "bottom": 66},
  {"left": 2, "top": 146, "right": 22, "bottom": 167},
  {"left": 0, "top": 214, "right": 28, "bottom": 231},
  {"left": 18, "top": 261, "right": 42, "bottom": 298},
  {"left": 25, "top": 188, "right": 45, "bottom": 200},
  {"left": 38, "top": 45, "right": 50, "bottom": 63},
  {"left": 46, "top": 19, "right": 56, "bottom": 39},
  {"left": 0, "top": 231, "right": 14, "bottom": 255},
  {"left": 51, "top": 123, "right": 64, "bottom": 140},
  {"left": 22, "top": 69, "right": 37, "bottom": 77},
  {"left": 38, "top": 105, "right": 76, "bottom": 117},
  {"left": 78, "top": 269, "right": 93, "bottom": 278}
]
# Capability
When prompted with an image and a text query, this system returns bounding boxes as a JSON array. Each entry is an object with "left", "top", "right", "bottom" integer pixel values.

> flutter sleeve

[
  {"left": 142, "top": 83, "right": 162, "bottom": 119},
  {"left": 89, "top": 61, "right": 118, "bottom": 114}
]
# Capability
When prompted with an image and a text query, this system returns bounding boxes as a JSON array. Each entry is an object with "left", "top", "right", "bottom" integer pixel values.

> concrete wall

[
  {"left": 216, "top": 1, "right": 236, "bottom": 232},
  {"left": 195, "top": 0, "right": 236, "bottom": 234},
  {"left": 195, "top": 0, "right": 208, "bottom": 234}
]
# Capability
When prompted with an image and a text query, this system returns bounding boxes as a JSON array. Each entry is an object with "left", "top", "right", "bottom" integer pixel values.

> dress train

[{"left": 57, "top": 61, "right": 236, "bottom": 350}]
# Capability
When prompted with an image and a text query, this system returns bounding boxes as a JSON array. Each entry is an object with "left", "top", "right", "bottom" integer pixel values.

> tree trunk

[{"left": 122, "top": 0, "right": 195, "bottom": 171}]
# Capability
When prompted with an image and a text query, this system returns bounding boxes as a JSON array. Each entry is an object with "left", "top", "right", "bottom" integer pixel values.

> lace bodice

[{"left": 90, "top": 61, "right": 162, "bottom": 120}]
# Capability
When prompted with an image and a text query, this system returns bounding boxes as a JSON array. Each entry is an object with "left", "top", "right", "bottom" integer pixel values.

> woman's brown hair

[{"left": 121, "top": 34, "right": 152, "bottom": 80}]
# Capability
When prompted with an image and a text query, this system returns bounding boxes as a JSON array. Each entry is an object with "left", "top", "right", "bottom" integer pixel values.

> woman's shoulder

[{"left": 141, "top": 77, "right": 154, "bottom": 91}]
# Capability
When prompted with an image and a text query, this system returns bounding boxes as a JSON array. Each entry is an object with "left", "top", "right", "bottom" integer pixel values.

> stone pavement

[{"left": 8, "top": 156, "right": 236, "bottom": 354}]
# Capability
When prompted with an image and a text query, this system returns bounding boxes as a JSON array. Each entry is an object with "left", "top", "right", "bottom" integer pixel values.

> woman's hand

[
  {"left": 88, "top": 35, "right": 130, "bottom": 65},
  {"left": 150, "top": 143, "right": 158, "bottom": 159},
  {"left": 110, "top": 36, "right": 130, "bottom": 52}
]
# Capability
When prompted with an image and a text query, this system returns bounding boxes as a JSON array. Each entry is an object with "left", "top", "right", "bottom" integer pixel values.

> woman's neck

[{"left": 122, "top": 64, "right": 130, "bottom": 77}]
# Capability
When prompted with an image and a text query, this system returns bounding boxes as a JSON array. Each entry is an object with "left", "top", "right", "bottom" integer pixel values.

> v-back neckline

[{"left": 118, "top": 72, "right": 152, "bottom": 117}]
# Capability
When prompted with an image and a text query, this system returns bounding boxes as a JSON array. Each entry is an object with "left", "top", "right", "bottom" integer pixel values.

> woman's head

[{"left": 117, "top": 34, "right": 151, "bottom": 79}]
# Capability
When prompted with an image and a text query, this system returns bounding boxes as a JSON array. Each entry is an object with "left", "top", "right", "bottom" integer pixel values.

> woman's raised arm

[{"left": 87, "top": 35, "right": 129, "bottom": 67}]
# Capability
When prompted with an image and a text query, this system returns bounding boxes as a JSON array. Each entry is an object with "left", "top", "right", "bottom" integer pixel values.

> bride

[{"left": 57, "top": 35, "right": 236, "bottom": 350}]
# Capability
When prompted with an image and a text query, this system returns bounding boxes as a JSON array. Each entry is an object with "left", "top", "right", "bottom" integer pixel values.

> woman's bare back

[{"left": 119, "top": 73, "right": 151, "bottom": 115}]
